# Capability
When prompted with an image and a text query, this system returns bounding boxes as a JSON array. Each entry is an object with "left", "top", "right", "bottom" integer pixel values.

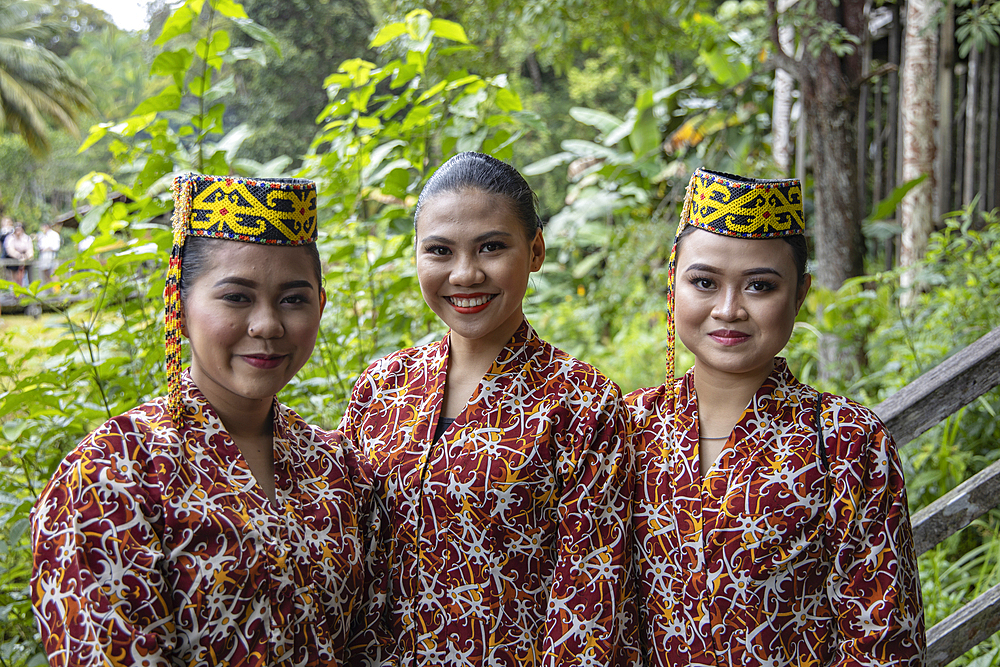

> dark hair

[
  {"left": 413, "top": 152, "right": 542, "bottom": 240},
  {"left": 675, "top": 226, "right": 809, "bottom": 287},
  {"left": 178, "top": 236, "right": 323, "bottom": 302}
]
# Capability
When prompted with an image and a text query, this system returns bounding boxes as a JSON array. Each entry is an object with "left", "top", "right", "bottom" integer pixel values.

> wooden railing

[{"left": 873, "top": 325, "right": 1000, "bottom": 665}]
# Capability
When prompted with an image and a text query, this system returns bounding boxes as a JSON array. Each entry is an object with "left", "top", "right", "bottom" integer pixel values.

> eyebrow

[
  {"left": 684, "top": 263, "right": 784, "bottom": 278},
  {"left": 212, "top": 277, "right": 316, "bottom": 291},
  {"left": 420, "top": 230, "right": 515, "bottom": 245}
]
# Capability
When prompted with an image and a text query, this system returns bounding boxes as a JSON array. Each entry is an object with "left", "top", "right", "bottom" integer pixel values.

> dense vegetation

[{"left": 1, "top": 0, "right": 999, "bottom": 664}]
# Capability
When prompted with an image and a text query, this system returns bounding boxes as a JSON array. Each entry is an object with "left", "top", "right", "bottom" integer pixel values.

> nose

[
  {"left": 711, "top": 286, "right": 748, "bottom": 321},
  {"left": 449, "top": 252, "right": 484, "bottom": 286},
  {"left": 248, "top": 304, "right": 284, "bottom": 338}
]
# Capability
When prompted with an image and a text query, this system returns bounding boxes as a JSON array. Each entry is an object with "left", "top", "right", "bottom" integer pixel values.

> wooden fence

[
  {"left": 858, "top": 5, "right": 999, "bottom": 262},
  {"left": 874, "top": 325, "right": 1000, "bottom": 664}
]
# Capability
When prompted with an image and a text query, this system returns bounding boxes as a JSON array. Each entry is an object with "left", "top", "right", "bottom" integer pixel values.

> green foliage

[
  {"left": 0, "top": 1, "right": 280, "bottom": 662},
  {"left": 955, "top": 0, "right": 1000, "bottom": 58},
  {"left": 0, "top": 0, "right": 95, "bottom": 154},
  {"left": 287, "top": 8, "right": 538, "bottom": 423}
]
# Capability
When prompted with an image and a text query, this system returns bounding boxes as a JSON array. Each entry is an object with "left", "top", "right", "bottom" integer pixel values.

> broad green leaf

[
  {"left": 230, "top": 18, "right": 281, "bottom": 56},
  {"left": 405, "top": 9, "right": 433, "bottom": 41},
  {"left": 2, "top": 420, "right": 27, "bottom": 441},
  {"left": 131, "top": 88, "right": 181, "bottom": 115},
  {"left": 78, "top": 125, "right": 109, "bottom": 153},
  {"left": 630, "top": 95, "right": 661, "bottom": 157},
  {"left": 495, "top": 88, "right": 522, "bottom": 112},
  {"left": 430, "top": 18, "right": 469, "bottom": 43},
  {"left": 371, "top": 23, "right": 407, "bottom": 48},
  {"left": 522, "top": 152, "right": 574, "bottom": 176},
  {"left": 211, "top": 0, "right": 249, "bottom": 19},
  {"left": 560, "top": 139, "right": 620, "bottom": 160},
  {"left": 150, "top": 49, "right": 195, "bottom": 77},
  {"left": 156, "top": 5, "right": 197, "bottom": 45},
  {"left": 569, "top": 107, "right": 623, "bottom": 134},
  {"left": 382, "top": 167, "right": 411, "bottom": 199},
  {"left": 700, "top": 46, "right": 750, "bottom": 86},
  {"left": 866, "top": 174, "right": 929, "bottom": 221}
]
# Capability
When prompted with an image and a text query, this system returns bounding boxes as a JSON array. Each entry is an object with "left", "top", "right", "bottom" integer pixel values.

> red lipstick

[
  {"left": 241, "top": 354, "right": 286, "bottom": 369},
  {"left": 709, "top": 330, "right": 751, "bottom": 346},
  {"left": 446, "top": 293, "right": 497, "bottom": 314}
]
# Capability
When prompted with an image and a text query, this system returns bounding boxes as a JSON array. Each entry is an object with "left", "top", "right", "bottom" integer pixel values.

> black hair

[
  {"left": 675, "top": 225, "right": 809, "bottom": 287},
  {"left": 413, "top": 152, "right": 543, "bottom": 240},
  {"left": 178, "top": 236, "right": 323, "bottom": 302}
]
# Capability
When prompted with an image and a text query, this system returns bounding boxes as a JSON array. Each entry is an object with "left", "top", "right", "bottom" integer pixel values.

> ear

[
  {"left": 795, "top": 273, "right": 812, "bottom": 313},
  {"left": 319, "top": 288, "right": 327, "bottom": 315},
  {"left": 529, "top": 230, "right": 545, "bottom": 272},
  {"left": 179, "top": 303, "right": 189, "bottom": 339}
]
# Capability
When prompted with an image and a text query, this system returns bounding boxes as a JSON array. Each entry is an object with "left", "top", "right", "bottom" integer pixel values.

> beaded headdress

[
  {"left": 665, "top": 168, "right": 804, "bottom": 394},
  {"left": 164, "top": 173, "right": 318, "bottom": 423}
]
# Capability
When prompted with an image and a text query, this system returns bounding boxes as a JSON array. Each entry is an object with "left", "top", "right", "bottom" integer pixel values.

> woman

[
  {"left": 31, "top": 174, "right": 369, "bottom": 667},
  {"left": 629, "top": 168, "right": 925, "bottom": 665},
  {"left": 342, "top": 152, "right": 637, "bottom": 666}
]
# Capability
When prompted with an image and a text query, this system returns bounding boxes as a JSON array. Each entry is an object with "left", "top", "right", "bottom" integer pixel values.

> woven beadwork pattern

[
  {"left": 665, "top": 168, "right": 804, "bottom": 400},
  {"left": 687, "top": 169, "right": 803, "bottom": 238},
  {"left": 164, "top": 173, "right": 318, "bottom": 425}
]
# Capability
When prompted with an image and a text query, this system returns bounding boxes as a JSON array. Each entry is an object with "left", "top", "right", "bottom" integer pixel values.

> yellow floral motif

[
  {"left": 190, "top": 180, "right": 314, "bottom": 242},
  {"left": 692, "top": 178, "right": 803, "bottom": 235}
]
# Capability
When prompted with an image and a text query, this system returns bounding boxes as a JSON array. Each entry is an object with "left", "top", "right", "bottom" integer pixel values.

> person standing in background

[
  {"left": 37, "top": 223, "right": 61, "bottom": 283},
  {"left": 4, "top": 223, "right": 34, "bottom": 286}
]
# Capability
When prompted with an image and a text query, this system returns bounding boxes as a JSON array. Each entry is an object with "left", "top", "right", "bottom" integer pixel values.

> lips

[
  {"left": 240, "top": 354, "right": 287, "bottom": 369},
  {"left": 708, "top": 329, "right": 751, "bottom": 346},
  {"left": 445, "top": 293, "right": 497, "bottom": 314}
]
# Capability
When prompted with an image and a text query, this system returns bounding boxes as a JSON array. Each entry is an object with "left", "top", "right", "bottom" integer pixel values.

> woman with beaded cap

[
  {"left": 341, "top": 152, "right": 638, "bottom": 666},
  {"left": 31, "top": 174, "right": 370, "bottom": 667},
  {"left": 628, "top": 168, "right": 925, "bottom": 665}
]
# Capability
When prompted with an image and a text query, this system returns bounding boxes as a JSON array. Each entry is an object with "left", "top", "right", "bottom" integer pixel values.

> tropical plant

[{"left": 0, "top": 0, "right": 94, "bottom": 153}]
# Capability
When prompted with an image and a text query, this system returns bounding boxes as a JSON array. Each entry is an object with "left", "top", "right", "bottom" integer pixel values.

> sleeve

[
  {"left": 542, "top": 379, "right": 641, "bottom": 667},
  {"left": 30, "top": 422, "right": 173, "bottom": 667},
  {"left": 825, "top": 405, "right": 926, "bottom": 665},
  {"left": 340, "top": 366, "right": 398, "bottom": 666}
]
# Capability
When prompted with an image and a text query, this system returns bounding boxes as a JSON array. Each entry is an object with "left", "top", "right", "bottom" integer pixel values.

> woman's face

[
  {"left": 675, "top": 228, "right": 810, "bottom": 382},
  {"left": 416, "top": 188, "right": 544, "bottom": 350},
  {"left": 182, "top": 241, "right": 325, "bottom": 411}
]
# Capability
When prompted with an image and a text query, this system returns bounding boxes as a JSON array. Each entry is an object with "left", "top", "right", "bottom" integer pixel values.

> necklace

[{"left": 699, "top": 435, "right": 730, "bottom": 440}]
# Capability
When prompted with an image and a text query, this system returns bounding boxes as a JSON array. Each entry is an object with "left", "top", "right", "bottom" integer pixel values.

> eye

[
  {"left": 481, "top": 241, "right": 508, "bottom": 253},
  {"left": 281, "top": 293, "right": 311, "bottom": 305},
  {"left": 424, "top": 245, "right": 451, "bottom": 256},
  {"left": 689, "top": 276, "right": 715, "bottom": 290},
  {"left": 747, "top": 280, "right": 776, "bottom": 292},
  {"left": 221, "top": 292, "right": 250, "bottom": 303}
]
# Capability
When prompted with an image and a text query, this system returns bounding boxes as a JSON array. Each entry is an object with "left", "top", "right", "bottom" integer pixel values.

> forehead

[
  {"left": 192, "top": 240, "right": 317, "bottom": 283},
  {"left": 416, "top": 189, "right": 519, "bottom": 235},
  {"left": 677, "top": 228, "right": 797, "bottom": 271}
]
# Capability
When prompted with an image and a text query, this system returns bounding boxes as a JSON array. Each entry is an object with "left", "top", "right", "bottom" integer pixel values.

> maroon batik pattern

[
  {"left": 627, "top": 359, "right": 925, "bottom": 667},
  {"left": 31, "top": 372, "right": 369, "bottom": 667},
  {"left": 341, "top": 320, "right": 639, "bottom": 667}
]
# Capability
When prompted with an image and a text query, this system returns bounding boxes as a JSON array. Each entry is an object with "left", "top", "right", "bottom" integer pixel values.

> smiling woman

[
  {"left": 341, "top": 152, "right": 638, "bottom": 665},
  {"left": 29, "top": 174, "right": 369, "bottom": 667},
  {"left": 629, "top": 168, "right": 925, "bottom": 666}
]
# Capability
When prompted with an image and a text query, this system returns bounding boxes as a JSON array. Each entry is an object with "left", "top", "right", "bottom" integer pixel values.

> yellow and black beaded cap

[
  {"left": 164, "top": 173, "right": 318, "bottom": 423},
  {"left": 665, "top": 168, "right": 804, "bottom": 394}
]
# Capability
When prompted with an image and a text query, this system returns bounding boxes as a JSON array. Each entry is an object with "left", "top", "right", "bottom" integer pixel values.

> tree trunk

[
  {"left": 899, "top": 0, "right": 940, "bottom": 302},
  {"left": 772, "top": 0, "right": 797, "bottom": 174},
  {"left": 794, "top": 0, "right": 867, "bottom": 383}
]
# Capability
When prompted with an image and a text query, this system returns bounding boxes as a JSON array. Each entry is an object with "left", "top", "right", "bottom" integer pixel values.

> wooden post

[
  {"left": 992, "top": 46, "right": 1000, "bottom": 212},
  {"left": 964, "top": 49, "right": 978, "bottom": 209},
  {"left": 936, "top": 0, "right": 954, "bottom": 216}
]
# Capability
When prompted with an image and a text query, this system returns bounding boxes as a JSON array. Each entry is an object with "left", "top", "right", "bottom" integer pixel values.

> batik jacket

[
  {"left": 341, "top": 319, "right": 639, "bottom": 667},
  {"left": 31, "top": 372, "right": 369, "bottom": 667},
  {"left": 627, "top": 359, "right": 925, "bottom": 666}
]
